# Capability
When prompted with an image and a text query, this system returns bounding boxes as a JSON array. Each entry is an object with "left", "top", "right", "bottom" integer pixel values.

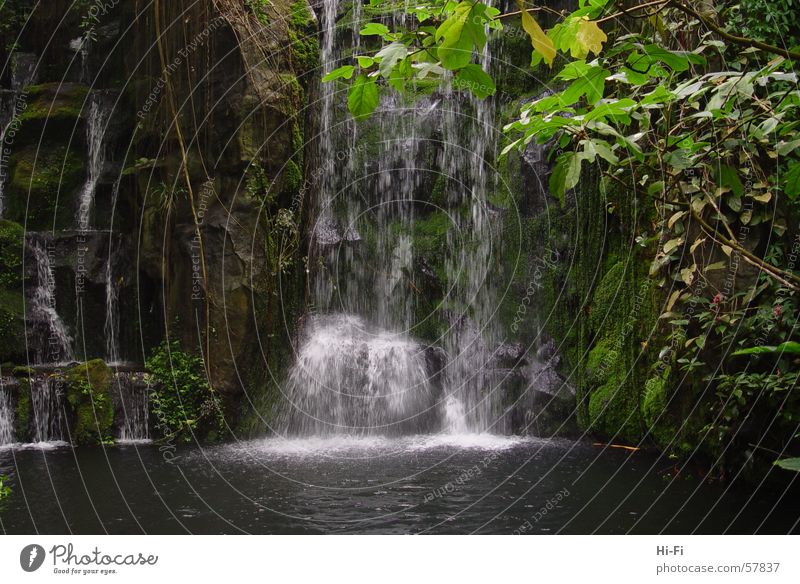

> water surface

[{"left": 1, "top": 436, "right": 797, "bottom": 534}]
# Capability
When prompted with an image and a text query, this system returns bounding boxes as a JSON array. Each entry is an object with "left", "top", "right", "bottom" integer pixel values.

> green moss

[
  {"left": 245, "top": 0, "right": 271, "bottom": 25},
  {"left": 589, "top": 261, "right": 627, "bottom": 333},
  {"left": 6, "top": 144, "right": 85, "bottom": 229},
  {"left": 641, "top": 373, "right": 674, "bottom": 445},
  {"left": 588, "top": 375, "right": 641, "bottom": 442},
  {"left": 287, "top": 25, "right": 319, "bottom": 72},
  {"left": 290, "top": 0, "right": 313, "bottom": 28},
  {"left": 0, "top": 288, "right": 25, "bottom": 364},
  {"left": 280, "top": 159, "right": 303, "bottom": 195},
  {"left": 430, "top": 174, "right": 447, "bottom": 209},
  {"left": 64, "top": 359, "right": 114, "bottom": 445},
  {"left": 16, "top": 83, "right": 90, "bottom": 123},
  {"left": 0, "top": 220, "right": 24, "bottom": 287},
  {"left": 585, "top": 336, "right": 621, "bottom": 386},
  {"left": 12, "top": 365, "right": 33, "bottom": 377}
]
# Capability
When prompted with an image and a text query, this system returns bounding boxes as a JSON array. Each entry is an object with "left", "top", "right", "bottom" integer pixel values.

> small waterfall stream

[
  {"left": 31, "top": 376, "right": 67, "bottom": 443},
  {"left": 104, "top": 250, "right": 120, "bottom": 363},
  {"left": 113, "top": 372, "right": 150, "bottom": 442},
  {"left": 282, "top": 0, "right": 505, "bottom": 437},
  {"left": 27, "top": 235, "right": 74, "bottom": 365},
  {"left": 0, "top": 382, "right": 15, "bottom": 445},
  {"left": 76, "top": 93, "right": 113, "bottom": 230},
  {"left": 440, "top": 6, "right": 503, "bottom": 432}
]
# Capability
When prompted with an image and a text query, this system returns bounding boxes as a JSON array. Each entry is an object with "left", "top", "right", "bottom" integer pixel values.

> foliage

[
  {"left": 0, "top": 220, "right": 23, "bottom": 288},
  {"left": 323, "top": 0, "right": 503, "bottom": 118},
  {"left": 0, "top": 474, "right": 10, "bottom": 502},
  {"left": 245, "top": 0, "right": 272, "bottom": 25},
  {"left": 775, "top": 457, "right": 800, "bottom": 472},
  {"left": 727, "top": 0, "right": 800, "bottom": 49},
  {"left": 333, "top": 0, "right": 800, "bottom": 469},
  {"left": 145, "top": 339, "right": 224, "bottom": 443},
  {"left": 0, "top": 0, "right": 35, "bottom": 52},
  {"left": 64, "top": 360, "right": 114, "bottom": 445},
  {"left": 245, "top": 164, "right": 301, "bottom": 278}
]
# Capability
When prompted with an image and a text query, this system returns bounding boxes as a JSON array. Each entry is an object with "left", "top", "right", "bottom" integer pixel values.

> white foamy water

[
  {"left": 211, "top": 433, "right": 537, "bottom": 462},
  {"left": 278, "top": 314, "right": 438, "bottom": 436}
]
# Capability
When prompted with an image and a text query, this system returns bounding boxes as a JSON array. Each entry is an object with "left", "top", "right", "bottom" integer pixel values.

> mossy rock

[
  {"left": 16, "top": 83, "right": 90, "bottom": 125},
  {"left": 585, "top": 336, "right": 621, "bottom": 387},
  {"left": 5, "top": 143, "right": 85, "bottom": 229},
  {"left": 287, "top": 25, "right": 319, "bottom": 73},
  {"left": 64, "top": 359, "right": 114, "bottom": 444},
  {"left": 12, "top": 365, "right": 33, "bottom": 378},
  {"left": 0, "top": 288, "right": 25, "bottom": 364},
  {"left": 589, "top": 261, "right": 628, "bottom": 333},
  {"left": 279, "top": 158, "right": 303, "bottom": 197},
  {"left": 0, "top": 220, "right": 24, "bottom": 288},
  {"left": 290, "top": 0, "right": 314, "bottom": 28},
  {"left": 641, "top": 373, "right": 674, "bottom": 446},
  {"left": 588, "top": 375, "right": 641, "bottom": 443}
]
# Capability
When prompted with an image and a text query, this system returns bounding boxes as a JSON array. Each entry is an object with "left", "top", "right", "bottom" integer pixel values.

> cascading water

[
  {"left": 27, "top": 235, "right": 74, "bottom": 365},
  {"left": 76, "top": 93, "right": 113, "bottom": 230},
  {"left": 104, "top": 250, "right": 120, "bottom": 363},
  {"left": 282, "top": 0, "right": 505, "bottom": 437},
  {"left": 0, "top": 382, "right": 15, "bottom": 445},
  {"left": 113, "top": 372, "right": 150, "bottom": 442},
  {"left": 280, "top": 315, "right": 437, "bottom": 436},
  {"left": 440, "top": 4, "right": 504, "bottom": 433},
  {"left": 31, "top": 376, "right": 67, "bottom": 443}
]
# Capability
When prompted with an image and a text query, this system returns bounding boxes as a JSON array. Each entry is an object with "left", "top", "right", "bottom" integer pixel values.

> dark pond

[{"left": 1, "top": 435, "right": 797, "bottom": 534}]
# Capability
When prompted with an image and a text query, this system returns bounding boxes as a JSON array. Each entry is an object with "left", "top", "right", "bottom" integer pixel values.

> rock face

[{"left": 0, "top": 0, "right": 316, "bottom": 435}]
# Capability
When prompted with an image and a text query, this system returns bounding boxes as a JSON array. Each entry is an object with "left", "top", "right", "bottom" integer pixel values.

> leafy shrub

[{"left": 145, "top": 340, "right": 224, "bottom": 442}]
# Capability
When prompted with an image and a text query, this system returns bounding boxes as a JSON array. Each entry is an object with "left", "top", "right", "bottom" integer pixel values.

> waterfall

[
  {"left": 104, "top": 250, "right": 120, "bottom": 363},
  {"left": 279, "top": 315, "right": 437, "bottom": 436},
  {"left": 0, "top": 52, "right": 38, "bottom": 218},
  {"left": 31, "top": 376, "right": 67, "bottom": 443},
  {"left": 438, "top": 2, "right": 503, "bottom": 433},
  {"left": 285, "top": 0, "right": 504, "bottom": 437},
  {"left": 76, "top": 93, "right": 112, "bottom": 230},
  {"left": 27, "top": 235, "right": 74, "bottom": 365},
  {"left": 0, "top": 382, "right": 15, "bottom": 445},
  {"left": 113, "top": 372, "right": 149, "bottom": 442}
]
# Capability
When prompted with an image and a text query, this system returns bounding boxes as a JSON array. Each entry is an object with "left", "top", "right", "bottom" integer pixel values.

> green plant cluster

[
  {"left": 64, "top": 360, "right": 115, "bottom": 445},
  {"left": 145, "top": 340, "right": 224, "bottom": 443},
  {"left": 0, "top": 475, "right": 11, "bottom": 502}
]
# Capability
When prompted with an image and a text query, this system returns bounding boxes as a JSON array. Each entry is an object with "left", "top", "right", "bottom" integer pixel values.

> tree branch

[{"left": 670, "top": 0, "right": 800, "bottom": 61}]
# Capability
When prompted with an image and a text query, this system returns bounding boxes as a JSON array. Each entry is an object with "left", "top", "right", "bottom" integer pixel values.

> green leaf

[
  {"left": 348, "top": 74, "right": 380, "bottom": 119},
  {"left": 360, "top": 23, "right": 390, "bottom": 37},
  {"left": 641, "top": 44, "right": 691, "bottom": 71},
  {"left": 732, "top": 341, "right": 800, "bottom": 356},
  {"left": 549, "top": 152, "right": 581, "bottom": 203},
  {"left": 322, "top": 65, "right": 355, "bottom": 82},
  {"left": 388, "top": 57, "right": 413, "bottom": 91},
  {"left": 357, "top": 56, "right": 375, "bottom": 68},
  {"left": 454, "top": 64, "right": 496, "bottom": 98},
  {"left": 376, "top": 42, "right": 408, "bottom": 78},
  {"left": 784, "top": 162, "right": 800, "bottom": 200},
  {"left": 716, "top": 164, "right": 744, "bottom": 198},
  {"left": 435, "top": 2, "right": 487, "bottom": 70},
  {"left": 561, "top": 65, "right": 609, "bottom": 105},
  {"left": 774, "top": 458, "right": 800, "bottom": 472}
]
